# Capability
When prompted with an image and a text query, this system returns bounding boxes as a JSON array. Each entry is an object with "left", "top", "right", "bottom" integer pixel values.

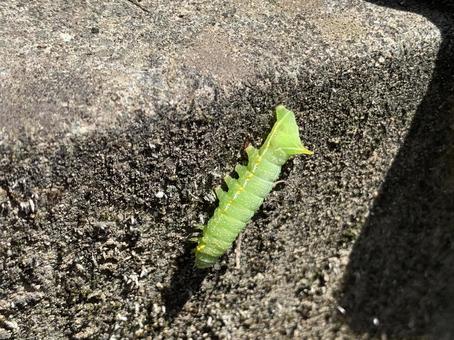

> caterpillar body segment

[{"left": 195, "top": 105, "right": 312, "bottom": 269}]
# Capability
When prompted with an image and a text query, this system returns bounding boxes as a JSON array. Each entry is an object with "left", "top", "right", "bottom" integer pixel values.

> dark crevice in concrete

[
  {"left": 339, "top": 0, "right": 454, "bottom": 338},
  {"left": 123, "top": 0, "right": 151, "bottom": 14}
]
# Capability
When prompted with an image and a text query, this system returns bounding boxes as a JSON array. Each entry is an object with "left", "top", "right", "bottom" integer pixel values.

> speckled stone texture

[{"left": 0, "top": 0, "right": 453, "bottom": 339}]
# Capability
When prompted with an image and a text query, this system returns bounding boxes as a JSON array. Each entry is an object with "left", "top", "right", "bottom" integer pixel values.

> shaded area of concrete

[{"left": 339, "top": 0, "right": 454, "bottom": 338}]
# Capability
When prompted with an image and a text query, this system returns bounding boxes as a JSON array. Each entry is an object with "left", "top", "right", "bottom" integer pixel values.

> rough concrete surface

[{"left": 0, "top": 0, "right": 453, "bottom": 339}]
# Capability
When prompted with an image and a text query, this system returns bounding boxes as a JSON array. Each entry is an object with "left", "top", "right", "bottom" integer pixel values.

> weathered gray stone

[
  {"left": 0, "top": 0, "right": 440, "bottom": 141},
  {"left": 0, "top": 0, "right": 452, "bottom": 338}
]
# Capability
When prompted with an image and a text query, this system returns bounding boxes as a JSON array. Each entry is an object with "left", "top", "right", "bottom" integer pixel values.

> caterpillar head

[{"left": 269, "top": 105, "right": 313, "bottom": 156}]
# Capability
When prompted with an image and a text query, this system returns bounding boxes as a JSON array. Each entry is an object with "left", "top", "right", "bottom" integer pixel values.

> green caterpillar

[{"left": 194, "top": 105, "right": 313, "bottom": 268}]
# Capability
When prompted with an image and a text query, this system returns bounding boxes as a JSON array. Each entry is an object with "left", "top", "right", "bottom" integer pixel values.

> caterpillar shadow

[
  {"left": 161, "top": 242, "right": 209, "bottom": 321},
  {"left": 339, "top": 0, "right": 454, "bottom": 338}
]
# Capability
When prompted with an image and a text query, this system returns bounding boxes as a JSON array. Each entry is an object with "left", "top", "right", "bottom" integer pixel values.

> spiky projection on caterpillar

[{"left": 194, "top": 105, "right": 313, "bottom": 269}]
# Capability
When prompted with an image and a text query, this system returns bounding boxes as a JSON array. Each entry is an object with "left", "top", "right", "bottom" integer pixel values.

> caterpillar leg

[
  {"left": 235, "top": 164, "right": 247, "bottom": 177},
  {"left": 189, "top": 225, "right": 203, "bottom": 243},
  {"left": 188, "top": 236, "right": 200, "bottom": 243},
  {"left": 224, "top": 175, "right": 235, "bottom": 188},
  {"left": 194, "top": 224, "right": 204, "bottom": 230},
  {"left": 245, "top": 145, "right": 258, "bottom": 158},
  {"left": 214, "top": 186, "right": 226, "bottom": 201}
]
